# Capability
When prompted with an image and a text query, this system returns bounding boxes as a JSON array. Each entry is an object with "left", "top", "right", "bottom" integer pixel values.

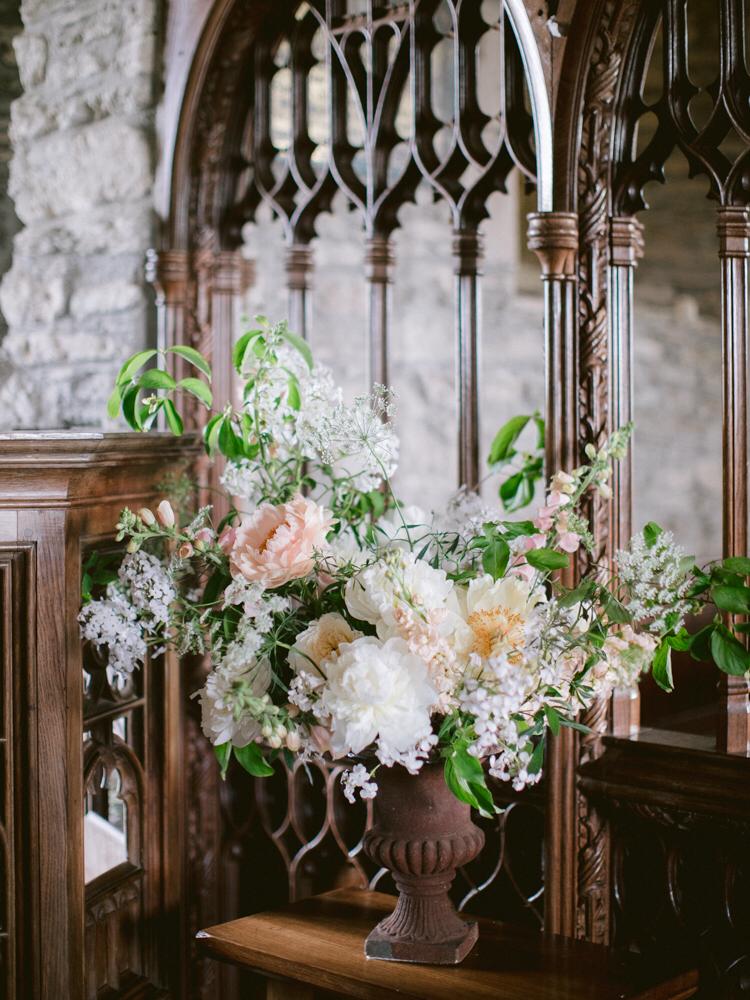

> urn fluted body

[{"left": 362, "top": 761, "right": 485, "bottom": 964}]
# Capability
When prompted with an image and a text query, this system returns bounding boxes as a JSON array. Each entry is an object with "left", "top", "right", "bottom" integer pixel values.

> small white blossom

[{"left": 341, "top": 763, "right": 378, "bottom": 803}]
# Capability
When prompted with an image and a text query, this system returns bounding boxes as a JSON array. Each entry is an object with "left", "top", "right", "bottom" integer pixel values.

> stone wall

[
  {"left": 0, "top": 1, "right": 21, "bottom": 347},
  {"left": 0, "top": 0, "right": 160, "bottom": 428}
]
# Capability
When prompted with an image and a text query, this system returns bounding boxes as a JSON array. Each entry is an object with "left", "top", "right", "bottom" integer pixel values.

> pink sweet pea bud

[{"left": 156, "top": 500, "right": 176, "bottom": 528}]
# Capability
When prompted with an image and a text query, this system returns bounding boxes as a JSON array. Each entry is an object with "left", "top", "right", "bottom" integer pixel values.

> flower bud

[
  {"left": 275, "top": 724, "right": 287, "bottom": 740},
  {"left": 268, "top": 734, "right": 282, "bottom": 749},
  {"left": 126, "top": 539, "right": 140, "bottom": 553},
  {"left": 138, "top": 507, "right": 156, "bottom": 526},
  {"left": 178, "top": 542, "right": 194, "bottom": 559},
  {"left": 195, "top": 527, "right": 214, "bottom": 546},
  {"left": 156, "top": 499, "right": 176, "bottom": 528},
  {"left": 285, "top": 730, "right": 302, "bottom": 752},
  {"left": 261, "top": 723, "right": 273, "bottom": 738},
  {"left": 286, "top": 703, "right": 300, "bottom": 719},
  {"left": 585, "top": 443, "right": 597, "bottom": 460}
]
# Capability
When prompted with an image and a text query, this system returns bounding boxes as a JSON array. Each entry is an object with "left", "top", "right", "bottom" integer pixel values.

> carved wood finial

[{"left": 527, "top": 212, "right": 578, "bottom": 278}]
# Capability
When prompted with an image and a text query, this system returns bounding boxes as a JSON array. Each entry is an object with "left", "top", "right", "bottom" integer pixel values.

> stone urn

[{"left": 363, "top": 761, "right": 485, "bottom": 964}]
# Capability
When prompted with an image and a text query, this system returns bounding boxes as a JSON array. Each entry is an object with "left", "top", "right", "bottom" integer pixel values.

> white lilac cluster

[
  {"left": 341, "top": 763, "right": 378, "bottom": 803},
  {"left": 616, "top": 529, "right": 699, "bottom": 634},
  {"left": 199, "top": 656, "right": 275, "bottom": 747},
  {"left": 78, "top": 551, "right": 176, "bottom": 677}
]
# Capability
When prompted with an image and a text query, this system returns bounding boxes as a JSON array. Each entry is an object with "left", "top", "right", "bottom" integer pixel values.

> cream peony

[
  {"left": 320, "top": 635, "right": 438, "bottom": 757},
  {"left": 458, "top": 574, "right": 546, "bottom": 664},
  {"left": 288, "top": 612, "right": 362, "bottom": 674},
  {"left": 230, "top": 494, "right": 333, "bottom": 588}
]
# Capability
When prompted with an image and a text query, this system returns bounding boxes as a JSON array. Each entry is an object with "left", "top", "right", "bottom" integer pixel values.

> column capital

[
  {"left": 717, "top": 205, "right": 750, "bottom": 257},
  {"left": 146, "top": 248, "right": 190, "bottom": 301},
  {"left": 213, "top": 249, "right": 253, "bottom": 293},
  {"left": 526, "top": 211, "right": 578, "bottom": 278},
  {"left": 609, "top": 216, "right": 644, "bottom": 266}
]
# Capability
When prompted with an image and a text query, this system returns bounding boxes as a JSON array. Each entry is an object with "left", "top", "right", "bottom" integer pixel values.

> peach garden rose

[{"left": 230, "top": 494, "right": 334, "bottom": 589}]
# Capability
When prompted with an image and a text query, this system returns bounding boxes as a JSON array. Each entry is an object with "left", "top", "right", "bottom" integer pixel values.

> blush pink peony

[{"left": 230, "top": 495, "right": 334, "bottom": 589}]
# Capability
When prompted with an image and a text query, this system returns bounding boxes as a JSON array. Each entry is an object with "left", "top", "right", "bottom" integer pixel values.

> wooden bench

[{"left": 197, "top": 887, "right": 698, "bottom": 1000}]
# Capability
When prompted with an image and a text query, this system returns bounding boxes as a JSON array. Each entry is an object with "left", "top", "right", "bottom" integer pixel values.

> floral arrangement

[{"left": 80, "top": 317, "right": 750, "bottom": 814}]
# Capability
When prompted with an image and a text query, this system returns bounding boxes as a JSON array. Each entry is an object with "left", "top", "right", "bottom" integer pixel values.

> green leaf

[
  {"left": 666, "top": 628, "right": 692, "bottom": 652},
  {"left": 287, "top": 374, "right": 301, "bottom": 411},
  {"left": 711, "top": 584, "right": 750, "bottom": 614},
  {"left": 533, "top": 413, "right": 545, "bottom": 450},
  {"left": 177, "top": 377, "right": 213, "bottom": 408},
  {"left": 498, "top": 520, "right": 537, "bottom": 539},
  {"left": 214, "top": 742, "right": 232, "bottom": 779},
  {"left": 544, "top": 705, "right": 560, "bottom": 736},
  {"left": 689, "top": 624, "right": 714, "bottom": 662},
  {"left": 116, "top": 349, "right": 158, "bottom": 386},
  {"left": 219, "top": 418, "right": 242, "bottom": 460},
  {"left": 526, "top": 548, "right": 570, "bottom": 572},
  {"left": 721, "top": 556, "right": 750, "bottom": 576},
  {"left": 122, "top": 386, "right": 142, "bottom": 430},
  {"left": 488, "top": 415, "right": 530, "bottom": 465},
  {"left": 651, "top": 641, "right": 674, "bottom": 692},
  {"left": 482, "top": 537, "right": 510, "bottom": 580},
  {"left": 234, "top": 742, "right": 275, "bottom": 777},
  {"left": 558, "top": 580, "right": 597, "bottom": 608},
  {"left": 559, "top": 717, "right": 592, "bottom": 735},
  {"left": 643, "top": 522, "right": 663, "bottom": 548},
  {"left": 168, "top": 344, "right": 212, "bottom": 378},
  {"left": 527, "top": 738, "right": 545, "bottom": 775},
  {"left": 162, "top": 398, "right": 184, "bottom": 436},
  {"left": 280, "top": 326, "right": 313, "bottom": 370},
  {"left": 203, "top": 413, "right": 223, "bottom": 456},
  {"left": 232, "top": 330, "right": 263, "bottom": 373},
  {"left": 604, "top": 592, "right": 632, "bottom": 624},
  {"left": 444, "top": 759, "right": 480, "bottom": 811},
  {"left": 107, "top": 385, "right": 122, "bottom": 420},
  {"left": 711, "top": 626, "right": 750, "bottom": 676},
  {"left": 139, "top": 368, "right": 177, "bottom": 391}
]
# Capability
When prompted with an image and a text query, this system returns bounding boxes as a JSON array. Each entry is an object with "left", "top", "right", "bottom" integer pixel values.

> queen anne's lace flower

[{"left": 617, "top": 529, "right": 699, "bottom": 634}]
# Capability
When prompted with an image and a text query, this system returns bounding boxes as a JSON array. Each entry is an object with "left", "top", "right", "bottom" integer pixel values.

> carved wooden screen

[{"left": 158, "top": 2, "right": 554, "bottom": 992}]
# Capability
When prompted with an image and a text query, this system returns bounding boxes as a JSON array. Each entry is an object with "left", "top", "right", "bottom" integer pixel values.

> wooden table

[{"left": 197, "top": 888, "right": 698, "bottom": 1000}]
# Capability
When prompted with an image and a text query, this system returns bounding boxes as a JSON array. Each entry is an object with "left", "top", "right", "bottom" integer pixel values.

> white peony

[
  {"left": 199, "top": 657, "right": 272, "bottom": 747},
  {"left": 344, "top": 551, "right": 455, "bottom": 637},
  {"left": 288, "top": 612, "right": 362, "bottom": 674},
  {"left": 319, "top": 635, "right": 438, "bottom": 758}
]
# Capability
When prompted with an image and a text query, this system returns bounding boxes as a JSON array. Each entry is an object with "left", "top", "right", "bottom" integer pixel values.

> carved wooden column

[
  {"left": 365, "top": 235, "right": 394, "bottom": 389},
  {"left": 717, "top": 206, "right": 750, "bottom": 753},
  {"left": 609, "top": 216, "right": 644, "bottom": 737},
  {"left": 286, "top": 244, "right": 313, "bottom": 340},
  {"left": 527, "top": 211, "right": 580, "bottom": 938},
  {"left": 453, "top": 229, "right": 483, "bottom": 490},
  {"left": 148, "top": 248, "right": 189, "bottom": 359}
]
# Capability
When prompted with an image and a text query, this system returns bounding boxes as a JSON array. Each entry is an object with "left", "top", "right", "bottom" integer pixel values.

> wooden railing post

[
  {"left": 608, "top": 216, "right": 644, "bottom": 738},
  {"left": 527, "top": 210, "right": 580, "bottom": 938},
  {"left": 365, "top": 235, "right": 394, "bottom": 390},
  {"left": 717, "top": 206, "right": 750, "bottom": 753},
  {"left": 453, "top": 229, "right": 484, "bottom": 491}
]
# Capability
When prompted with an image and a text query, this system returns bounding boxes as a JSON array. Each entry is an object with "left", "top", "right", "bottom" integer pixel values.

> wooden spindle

[
  {"left": 453, "top": 229, "right": 483, "bottom": 491},
  {"left": 365, "top": 235, "right": 394, "bottom": 390}
]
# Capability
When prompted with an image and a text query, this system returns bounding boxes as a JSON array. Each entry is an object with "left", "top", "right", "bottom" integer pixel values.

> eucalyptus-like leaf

[
  {"left": 168, "top": 344, "right": 212, "bottom": 378},
  {"left": 488, "top": 414, "right": 530, "bottom": 465}
]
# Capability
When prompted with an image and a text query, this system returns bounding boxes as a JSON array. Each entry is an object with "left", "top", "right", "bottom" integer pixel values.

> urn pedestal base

[{"left": 362, "top": 763, "right": 485, "bottom": 966}]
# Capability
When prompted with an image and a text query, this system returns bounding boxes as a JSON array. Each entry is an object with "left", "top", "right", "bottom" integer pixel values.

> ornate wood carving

[{"left": 0, "top": 434, "right": 198, "bottom": 999}]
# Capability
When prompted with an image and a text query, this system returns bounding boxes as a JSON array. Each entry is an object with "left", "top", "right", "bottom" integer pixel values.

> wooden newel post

[
  {"left": 526, "top": 210, "right": 580, "bottom": 939},
  {"left": 365, "top": 235, "right": 394, "bottom": 390},
  {"left": 453, "top": 229, "right": 484, "bottom": 491},
  {"left": 609, "top": 216, "right": 644, "bottom": 738},
  {"left": 148, "top": 247, "right": 189, "bottom": 373},
  {"left": 717, "top": 206, "right": 750, "bottom": 754}
]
